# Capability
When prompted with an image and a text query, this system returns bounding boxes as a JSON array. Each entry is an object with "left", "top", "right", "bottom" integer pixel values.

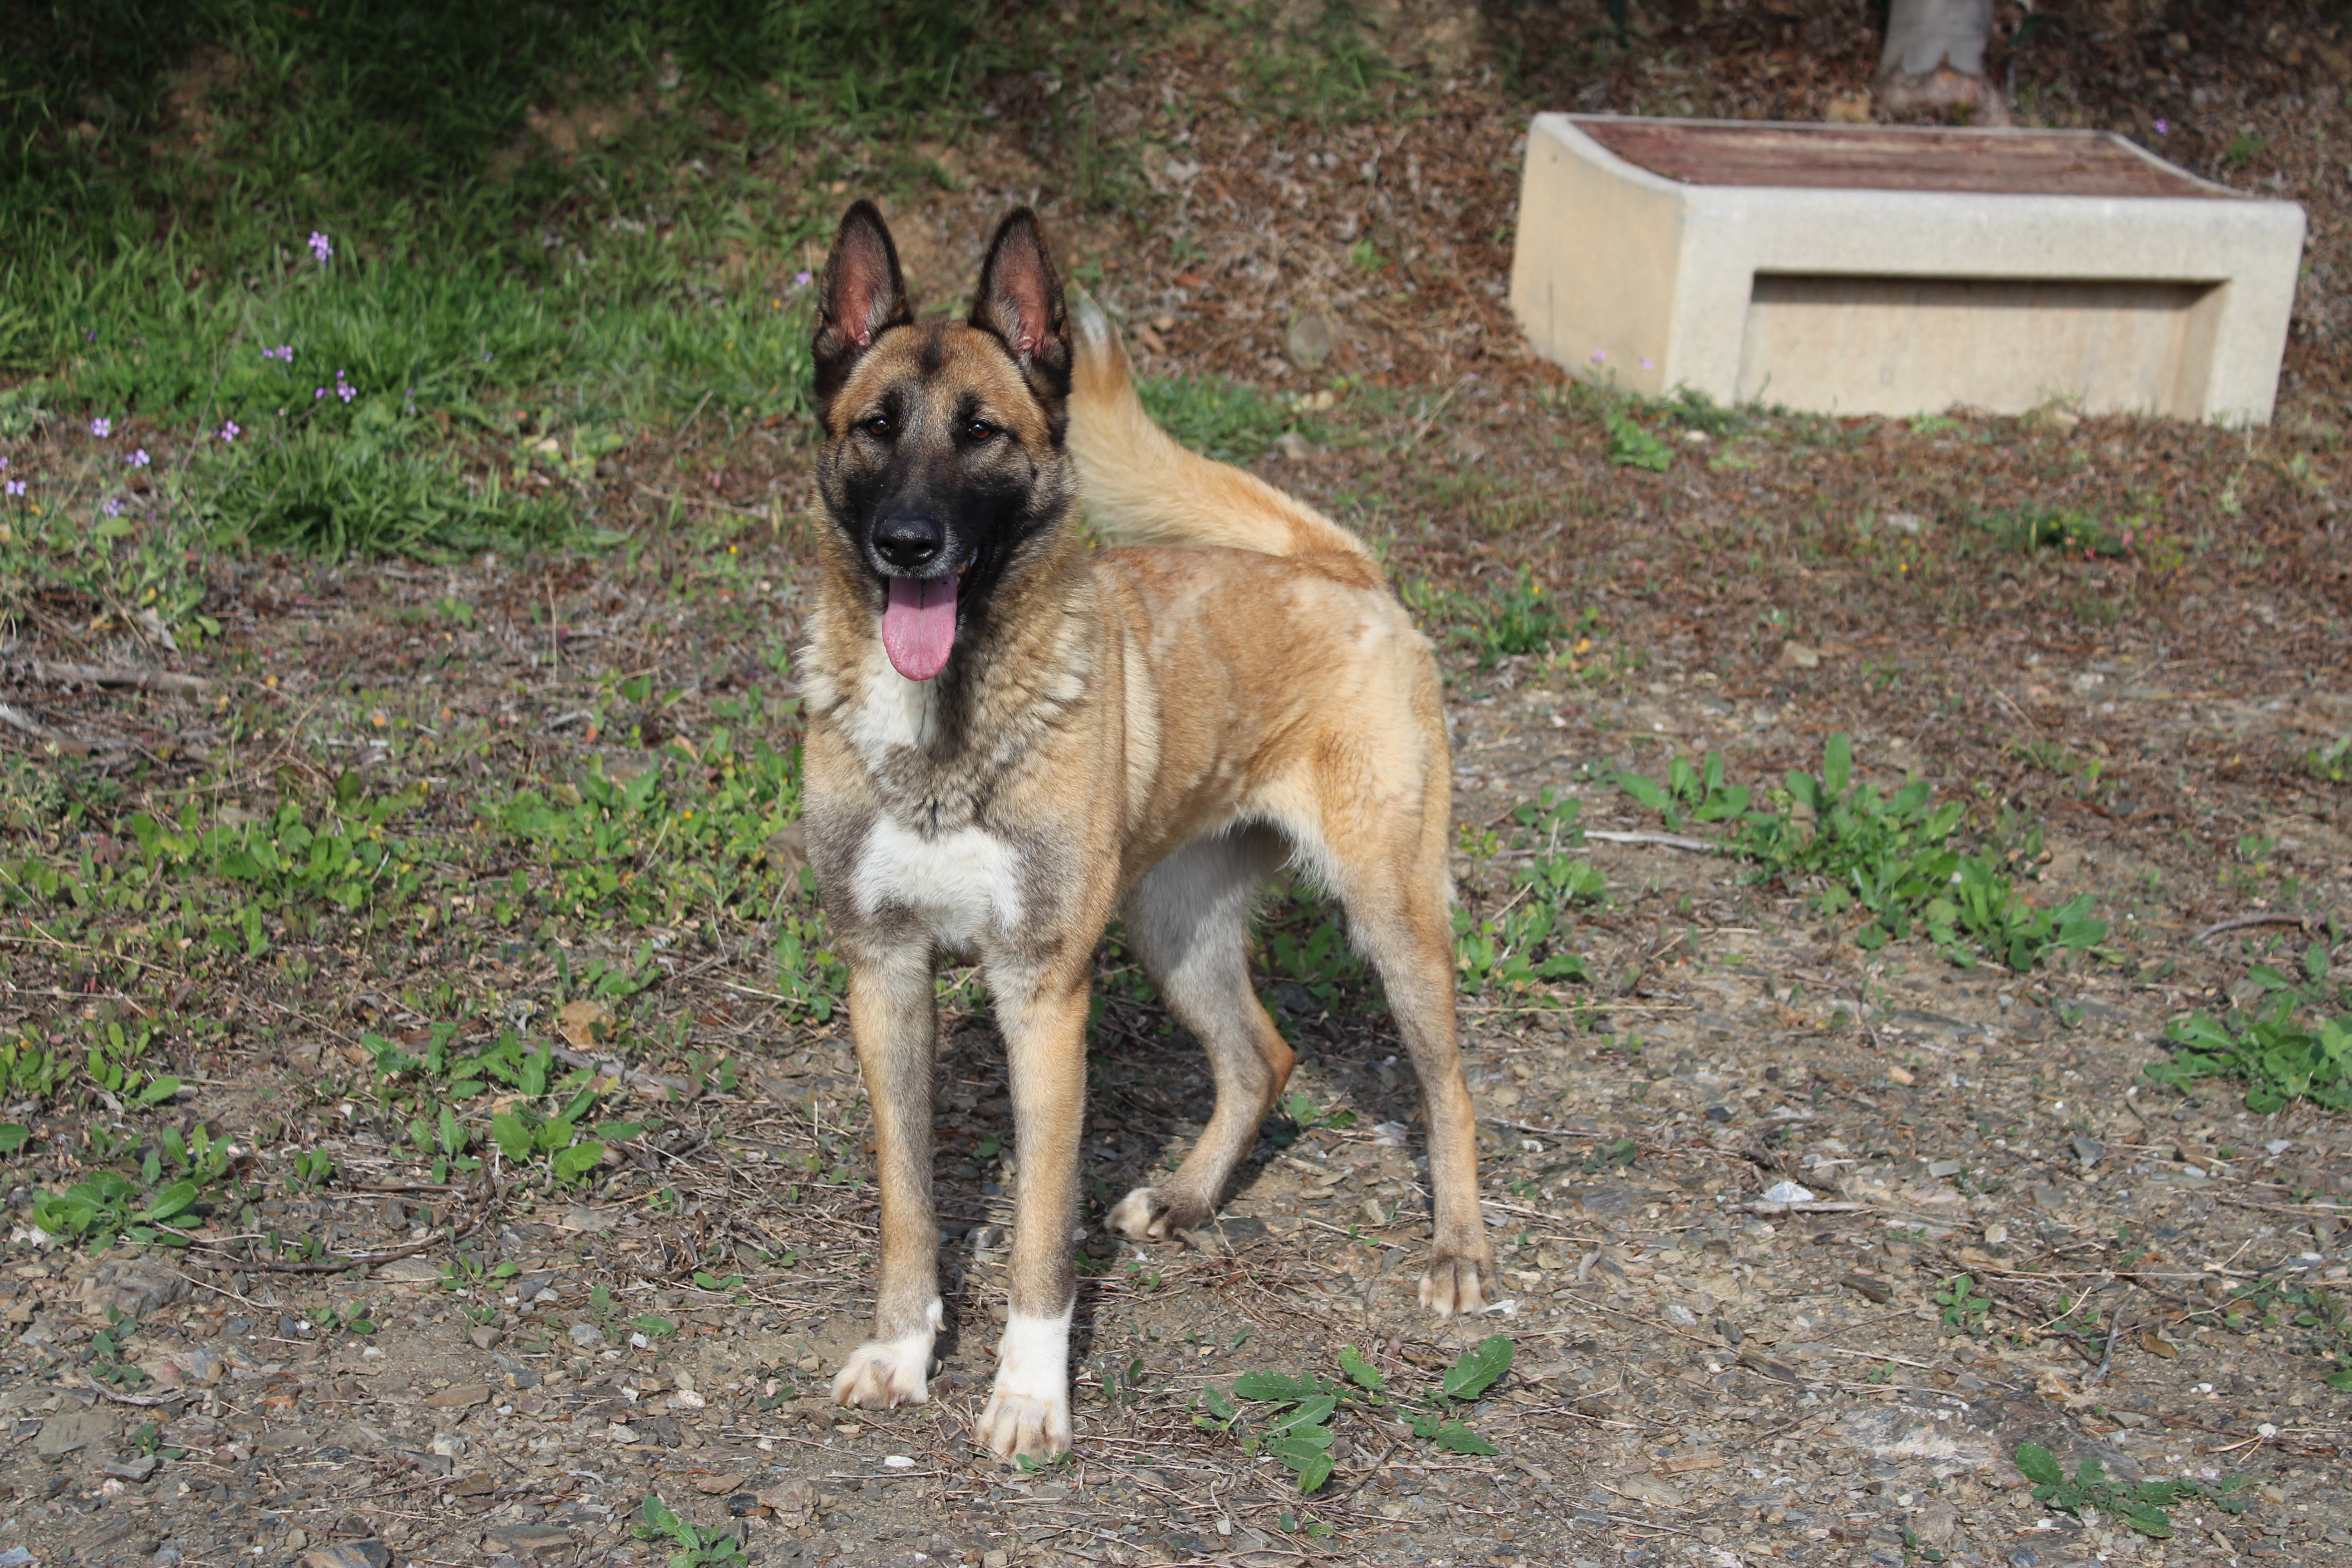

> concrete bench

[{"left": 1507, "top": 114, "right": 2306, "bottom": 424}]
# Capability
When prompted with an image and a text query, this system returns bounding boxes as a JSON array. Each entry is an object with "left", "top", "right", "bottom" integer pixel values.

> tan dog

[{"left": 800, "top": 201, "right": 1490, "bottom": 1460}]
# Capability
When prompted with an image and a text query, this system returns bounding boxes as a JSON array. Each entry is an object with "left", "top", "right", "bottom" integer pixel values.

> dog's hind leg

[
  {"left": 832, "top": 945, "right": 945, "bottom": 1411},
  {"left": 1325, "top": 815, "right": 1494, "bottom": 1316},
  {"left": 1107, "top": 824, "right": 1293, "bottom": 1242}
]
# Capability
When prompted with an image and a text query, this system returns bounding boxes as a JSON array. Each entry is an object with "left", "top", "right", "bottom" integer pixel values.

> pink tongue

[{"left": 881, "top": 575, "right": 958, "bottom": 681}]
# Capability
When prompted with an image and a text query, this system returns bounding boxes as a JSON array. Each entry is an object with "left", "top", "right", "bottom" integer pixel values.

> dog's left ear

[{"left": 970, "top": 208, "right": 1072, "bottom": 407}]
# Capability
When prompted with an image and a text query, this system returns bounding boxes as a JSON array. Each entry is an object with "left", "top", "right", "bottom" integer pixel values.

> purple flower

[
  {"left": 101, "top": 496, "right": 122, "bottom": 518},
  {"left": 265, "top": 343, "right": 294, "bottom": 363},
  {"left": 220, "top": 420, "right": 241, "bottom": 442},
  {"left": 316, "top": 387, "right": 328, "bottom": 400},
  {"left": 1641, "top": 357, "right": 1655, "bottom": 371},
  {"left": 793, "top": 270, "right": 813, "bottom": 289},
  {"left": 127, "top": 448, "right": 151, "bottom": 468},
  {"left": 309, "top": 230, "right": 334, "bottom": 265},
  {"left": 1590, "top": 348, "right": 1607, "bottom": 364},
  {"left": 2153, "top": 118, "right": 2170, "bottom": 135},
  {"left": 3, "top": 479, "right": 23, "bottom": 498},
  {"left": 90, "top": 416, "right": 112, "bottom": 438}
]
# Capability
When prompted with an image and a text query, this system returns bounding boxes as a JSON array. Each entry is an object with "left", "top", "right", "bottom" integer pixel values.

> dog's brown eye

[
  {"left": 965, "top": 419, "right": 996, "bottom": 443},
  {"left": 862, "top": 414, "right": 892, "bottom": 438}
]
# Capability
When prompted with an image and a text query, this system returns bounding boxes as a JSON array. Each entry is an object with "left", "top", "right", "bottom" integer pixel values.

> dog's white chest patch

[
  {"left": 854, "top": 814, "right": 1024, "bottom": 949},
  {"left": 847, "top": 645, "right": 939, "bottom": 763}
]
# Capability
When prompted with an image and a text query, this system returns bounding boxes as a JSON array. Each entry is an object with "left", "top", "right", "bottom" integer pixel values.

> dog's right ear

[{"left": 812, "top": 201, "right": 913, "bottom": 412}]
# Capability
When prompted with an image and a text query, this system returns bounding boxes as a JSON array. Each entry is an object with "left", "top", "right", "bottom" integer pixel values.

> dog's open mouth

[{"left": 880, "top": 568, "right": 964, "bottom": 682}]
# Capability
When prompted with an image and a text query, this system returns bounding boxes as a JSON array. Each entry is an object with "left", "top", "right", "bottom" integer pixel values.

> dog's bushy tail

[{"left": 1067, "top": 290, "right": 1374, "bottom": 565}]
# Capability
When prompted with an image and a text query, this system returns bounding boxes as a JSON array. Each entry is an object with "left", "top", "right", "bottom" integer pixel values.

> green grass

[{"left": 1137, "top": 374, "right": 1325, "bottom": 465}]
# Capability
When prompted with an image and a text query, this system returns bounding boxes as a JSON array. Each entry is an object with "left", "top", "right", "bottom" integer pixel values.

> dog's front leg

[
  {"left": 977, "top": 956, "right": 1091, "bottom": 1461},
  {"left": 832, "top": 946, "right": 943, "bottom": 1411}
]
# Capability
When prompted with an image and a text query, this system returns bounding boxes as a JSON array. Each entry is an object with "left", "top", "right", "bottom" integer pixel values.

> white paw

[
  {"left": 1106, "top": 1186, "right": 1164, "bottom": 1240},
  {"left": 832, "top": 1328, "right": 936, "bottom": 1409},
  {"left": 979, "top": 1307, "right": 1072, "bottom": 1460}
]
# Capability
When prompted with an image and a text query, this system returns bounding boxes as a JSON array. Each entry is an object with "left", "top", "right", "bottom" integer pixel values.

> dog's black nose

[{"left": 872, "top": 515, "right": 945, "bottom": 572}]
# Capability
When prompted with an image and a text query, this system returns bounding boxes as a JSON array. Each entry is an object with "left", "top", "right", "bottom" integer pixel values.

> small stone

[
  {"left": 693, "top": 1472, "right": 745, "bottom": 1495},
  {"left": 470, "top": 1325, "right": 504, "bottom": 1350},
  {"left": 376, "top": 1256, "right": 444, "bottom": 1283},
  {"left": 34, "top": 1408, "right": 112, "bottom": 1456},
  {"left": 426, "top": 1383, "right": 491, "bottom": 1408},
  {"left": 984, "top": 1553, "right": 1010, "bottom": 1568},
  {"left": 561, "top": 1205, "right": 619, "bottom": 1232},
  {"left": 431, "top": 1432, "right": 466, "bottom": 1457},
  {"left": 2071, "top": 1135, "right": 2105, "bottom": 1166},
  {"left": 286, "top": 1530, "right": 309, "bottom": 1551},
  {"left": 103, "top": 1455, "right": 159, "bottom": 1482},
  {"left": 568, "top": 1321, "right": 604, "bottom": 1348},
  {"left": 2031, "top": 1184, "right": 2069, "bottom": 1210},
  {"left": 1284, "top": 311, "right": 1343, "bottom": 370},
  {"left": 1663, "top": 1303, "right": 1699, "bottom": 1327},
  {"left": 300, "top": 1548, "right": 381, "bottom": 1568},
  {"left": 883, "top": 1454, "right": 916, "bottom": 1468},
  {"left": 1275, "top": 430, "right": 1315, "bottom": 461},
  {"left": 1926, "top": 1159, "right": 1964, "bottom": 1178},
  {"left": 608, "top": 1423, "right": 640, "bottom": 1444},
  {"left": 1760, "top": 1180, "right": 1816, "bottom": 1205},
  {"left": 1777, "top": 640, "right": 1821, "bottom": 669}
]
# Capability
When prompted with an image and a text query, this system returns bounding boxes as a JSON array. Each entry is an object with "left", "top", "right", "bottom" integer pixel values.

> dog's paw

[
  {"left": 979, "top": 1308, "right": 1073, "bottom": 1461},
  {"left": 831, "top": 1331, "right": 934, "bottom": 1410},
  {"left": 1106, "top": 1185, "right": 1209, "bottom": 1242},
  {"left": 1419, "top": 1252, "right": 1493, "bottom": 1317}
]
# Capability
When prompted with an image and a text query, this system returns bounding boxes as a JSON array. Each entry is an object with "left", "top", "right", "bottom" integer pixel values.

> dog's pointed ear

[
  {"left": 813, "top": 201, "right": 913, "bottom": 411},
  {"left": 970, "top": 208, "right": 1072, "bottom": 404}
]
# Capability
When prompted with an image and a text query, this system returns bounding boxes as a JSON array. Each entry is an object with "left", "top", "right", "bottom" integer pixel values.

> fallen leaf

[
  {"left": 558, "top": 998, "right": 614, "bottom": 1047},
  {"left": 2140, "top": 1329, "right": 2180, "bottom": 1359}
]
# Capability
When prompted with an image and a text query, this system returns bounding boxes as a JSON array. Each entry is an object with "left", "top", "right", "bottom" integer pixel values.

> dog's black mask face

[{"left": 811, "top": 202, "right": 1075, "bottom": 682}]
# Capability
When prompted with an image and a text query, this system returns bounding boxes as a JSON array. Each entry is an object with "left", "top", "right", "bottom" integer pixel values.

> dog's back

[{"left": 1067, "top": 296, "right": 1376, "bottom": 569}]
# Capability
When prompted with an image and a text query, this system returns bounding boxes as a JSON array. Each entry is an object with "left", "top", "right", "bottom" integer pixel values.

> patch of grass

[
  {"left": 1136, "top": 373, "right": 1323, "bottom": 465},
  {"left": 636, "top": 1491, "right": 747, "bottom": 1568},
  {"left": 2146, "top": 938, "right": 2352, "bottom": 1113},
  {"left": 1602, "top": 404, "right": 1673, "bottom": 470},
  {"left": 1965, "top": 503, "right": 2136, "bottom": 558},
  {"left": 1402, "top": 568, "right": 1590, "bottom": 669},
  {"left": 1243, "top": 0, "right": 1402, "bottom": 126}
]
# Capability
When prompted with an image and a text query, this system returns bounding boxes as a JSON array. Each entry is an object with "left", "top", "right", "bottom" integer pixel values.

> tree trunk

[{"left": 1877, "top": 0, "right": 2007, "bottom": 123}]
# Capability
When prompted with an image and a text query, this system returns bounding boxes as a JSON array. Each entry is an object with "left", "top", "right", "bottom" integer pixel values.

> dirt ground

[{"left": 4, "top": 3, "right": 2350, "bottom": 1567}]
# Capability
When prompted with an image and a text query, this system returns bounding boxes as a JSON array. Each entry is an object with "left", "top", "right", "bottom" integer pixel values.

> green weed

[
  {"left": 1455, "top": 790, "right": 1599, "bottom": 996},
  {"left": 1619, "top": 736, "right": 2102, "bottom": 970},
  {"left": 1603, "top": 404, "right": 1673, "bottom": 470},
  {"left": 2146, "top": 939, "right": 2352, "bottom": 1113},
  {"left": 635, "top": 1491, "right": 747, "bottom": 1568},
  {"left": 2306, "top": 735, "right": 2352, "bottom": 784},
  {"left": 1195, "top": 1336, "right": 1513, "bottom": 1493},
  {"left": 1934, "top": 1274, "right": 1990, "bottom": 1333},
  {"left": 2012, "top": 1442, "right": 2244, "bottom": 1540},
  {"left": 1402, "top": 569, "right": 1588, "bottom": 669}
]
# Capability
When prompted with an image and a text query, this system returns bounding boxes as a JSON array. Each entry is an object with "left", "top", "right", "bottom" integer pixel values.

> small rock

[
  {"left": 882, "top": 1453, "right": 916, "bottom": 1468},
  {"left": 568, "top": 1321, "right": 605, "bottom": 1347},
  {"left": 693, "top": 1472, "right": 746, "bottom": 1495},
  {"left": 1275, "top": 430, "right": 1315, "bottom": 461},
  {"left": 470, "top": 1325, "right": 504, "bottom": 1350},
  {"left": 1777, "top": 640, "right": 1821, "bottom": 669},
  {"left": 561, "top": 1205, "right": 619, "bottom": 1232},
  {"left": 1840, "top": 1272, "right": 1895, "bottom": 1304},
  {"left": 300, "top": 1548, "right": 381, "bottom": 1568},
  {"left": 2031, "top": 1184, "right": 2069, "bottom": 1210},
  {"left": 34, "top": 1408, "right": 112, "bottom": 1456},
  {"left": 2071, "top": 1135, "right": 2105, "bottom": 1166},
  {"left": 1663, "top": 1303, "right": 1699, "bottom": 1327},
  {"left": 80, "top": 1262, "right": 188, "bottom": 1319},
  {"left": 426, "top": 1383, "right": 491, "bottom": 1408},
  {"left": 1284, "top": 311, "right": 1343, "bottom": 370},
  {"left": 483, "top": 1524, "right": 573, "bottom": 1561},
  {"left": 667, "top": 1388, "right": 705, "bottom": 1410},
  {"left": 103, "top": 1455, "right": 159, "bottom": 1482},
  {"left": 1926, "top": 1158, "right": 1963, "bottom": 1178},
  {"left": 608, "top": 1423, "right": 640, "bottom": 1444},
  {"left": 1616, "top": 1472, "right": 1685, "bottom": 1508},
  {"left": 376, "top": 1256, "right": 444, "bottom": 1283},
  {"left": 1760, "top": 1180, "right": 1817, "bottom": 1205},
  {"left": 984, "top": 1553, "right": 1010, "bottom": 1568},
  {"left": 431, "top": 1432, "right": 466, "bottom": 1457}
]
